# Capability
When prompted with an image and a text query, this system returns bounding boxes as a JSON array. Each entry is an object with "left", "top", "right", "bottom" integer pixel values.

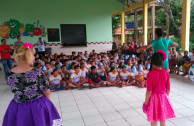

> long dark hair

[{"left": 150, "top": 52, "right": 164, "bottom": 71}]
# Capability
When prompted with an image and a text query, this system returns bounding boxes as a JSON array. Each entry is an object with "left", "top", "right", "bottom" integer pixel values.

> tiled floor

[{"left": 0, "top": 65, "right": 194, "bottom": 126}]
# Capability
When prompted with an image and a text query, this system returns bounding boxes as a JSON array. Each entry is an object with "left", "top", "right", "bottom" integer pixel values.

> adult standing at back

[
  {"left": 0, "top": 39, "right": 12, "bottom": 78},
  {"left": 13, "top": 36, "right": 23, "bottom": 49},
  {"left": 37, "top": 37, "right": 46, "bottom": 58},
  {"left": 137, "top": 28, "right": 178, "bottom": 70}
]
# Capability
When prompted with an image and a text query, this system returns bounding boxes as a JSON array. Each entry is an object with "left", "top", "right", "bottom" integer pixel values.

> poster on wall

[{"left": 47, "top": 28, "right": 60, "bottom": 42}]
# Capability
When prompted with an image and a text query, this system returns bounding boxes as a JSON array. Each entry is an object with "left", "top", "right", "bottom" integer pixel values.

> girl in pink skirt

[{"left": 143, "top": 50, "right": 175, "bottom": 126}]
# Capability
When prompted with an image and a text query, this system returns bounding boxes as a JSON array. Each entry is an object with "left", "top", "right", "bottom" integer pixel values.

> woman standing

[
  {"left": 37, "top": 37, "right": 46, "bottom": 59},
  {"left": 137, "top": 28, "right": 178, "bottom": 70},
  {"left": 3, "top": 42, "right": 61, "bottom": 126}
]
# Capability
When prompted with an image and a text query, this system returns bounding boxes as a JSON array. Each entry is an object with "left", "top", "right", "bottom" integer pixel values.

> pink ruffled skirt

[{"left": 145, "top": 93, "right": 176, "bottom": 122}]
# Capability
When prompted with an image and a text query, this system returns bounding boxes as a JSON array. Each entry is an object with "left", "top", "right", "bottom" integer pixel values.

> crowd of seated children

[
  {"left": 33, "top": 42, "right": 158, "bottom": 91},
  {"left": 169, "top": 48, "right": 194, "bottom": 76}
]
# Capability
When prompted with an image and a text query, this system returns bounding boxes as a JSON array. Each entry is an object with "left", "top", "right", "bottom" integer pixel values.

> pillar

[
  {"left": 143, "top": 0, "right": 148, "bottom": 45},
  {"left": 181, "top": 0, "right": 191, "bottom": 51},
  {"left": 121, "top": 12, "right": 125, "bottom": 46},
  {"left": 134, "top": 11, "right": 138, "bottom": 43},
  {"left": 151, "top": 5, "right": 155, "bottom": 40}
]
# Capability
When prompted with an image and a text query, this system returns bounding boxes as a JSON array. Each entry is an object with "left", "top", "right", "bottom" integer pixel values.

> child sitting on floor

[
  {"left": 182, "top": 50, "right": 193, "bottom": 76},
  {"left": 106, "top": 66, "right": 121, "bottom": 86},
  {"left": 127, "top": 59, "right": 132, "bottom": 72},
  {"left": 61, "top": 65, "right": 70, "bottom": 84},
  {"left": 80, "top": 62, "right": 88, "bottom": 83},
  {"left": 88, "top": 66, "right": 104, "bottom": 89},
  {"left": 70, "top": 62, "right": 77, "bottom": 75},
  {"left": 120, "top": 65, "right": 135, "bottom": 87},
  {"left": 97, "top": 62, "right": 107, "bottom": 81},
  {"left": 49, "top": 69, "right": 66, "bottom": 92},
  {"left": 136, "top": 64, "right": 147, "bottom": 88},
  {"left": 68, "top": 65, "right": 85, "bottom": 89}
]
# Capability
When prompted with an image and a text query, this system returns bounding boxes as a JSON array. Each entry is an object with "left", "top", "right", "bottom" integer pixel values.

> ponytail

[{"left": 25, "top": 48, "right": 34, "bottom": 66}]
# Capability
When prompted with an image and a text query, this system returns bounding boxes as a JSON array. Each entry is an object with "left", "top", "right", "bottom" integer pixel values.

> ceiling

[{"left": 116, "top": 0, "right": 142, "bottom": 7}]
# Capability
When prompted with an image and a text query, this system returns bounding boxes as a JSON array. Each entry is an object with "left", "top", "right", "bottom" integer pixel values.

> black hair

[
  {"left": 45, "top": 62, "right": 50, "bottom": 65},
  {"left": 74, "top": 65, "right": 80, "bottom": 69},
  {"left": 50, "top": 59, "right": 55, "bottom": 62},
  {"left": 73, "top": 56, "right": 77, "bottom": 60},
  {"left": 118, "top": 62, "right": 124, "bottom": 68},
  {"left": 150, "top": 52, "right": 164, "bottom": 71},
  {"left": 138, "top": 60, "right": 143, "bottom": 65},
  {"left": 55, "top": 62, "right": 60, "bottom": 67},
  {"left": 52, "top": 69, "right": 58, "bottom": 75},
  {"left": 34, "top": 63, "right": 40, "bottom": 67},
  {"left": 109, "top": 62, "right": 114, "bottom": 67},
  {"left": 71, "top": 62, "right": 76, "bottom": 69},
  {"left": 91, "top": 66, "right": 96, "bottom": 70},
  {"left": 110, "top": 66, "right": 116, "bottom": 72},
  {"left": 61, "top": 65, "right": 66, "bottom": 69},
  {"left": 155, "top": 28, "right": 164, "bottom": 38},
  {"left": 72, "top": 51, "right": 76, "bottom": 54},
  {"left": 1, "top": 39, "right": 5, "bottom": 42},
  {"left": 17, "top": 36, "right": 21, "bottom": 39},
  {"left": 35, "top": 58, "right": 39, "bottom": 61},
  {"left": 80, "top": 62, "right": 85, "bottom": 67}
]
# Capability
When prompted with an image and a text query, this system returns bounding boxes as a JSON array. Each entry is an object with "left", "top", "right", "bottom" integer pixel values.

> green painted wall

[{"left": 0, "top": 0, "right": 123, "bottom": 44}]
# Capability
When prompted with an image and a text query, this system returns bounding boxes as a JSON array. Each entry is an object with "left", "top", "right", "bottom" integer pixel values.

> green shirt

[{"left": 151, "top": 38, "right": 173, "bottom": 68}]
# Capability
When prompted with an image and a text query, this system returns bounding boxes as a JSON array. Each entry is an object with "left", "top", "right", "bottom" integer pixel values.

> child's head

[
  {"left": 150, "top": 52, "right": 164, "bottom": 70},
  {"left": 80, "top": 62, "right": 85, "bottom": 68},
  {"left": 91, "top": 66, "right": 97, "bottom": 73},
  {"left": 117, "top": 58, "right": 122, "bottom": 64},
  {"left": 72, "top": 51, "right": 76, "bottom": 56},
  {"left": 184, "top": 51, "right": 188, "bottom": 56},
  {"left": 71, "top": 62, "right": 76, "bottom": 69},
  {"left": 110, "top": 66, "right": 117, "bottom": 73},
  {"left": 34, "top": 54, "right": 39, "bottom": 58},
  {"left": 91, "top": 61, "right": 96, "bottom": 66},
  {"left": 119, "top": 62, "right": 124, "bottom": 68},
  {"left": 127, "top": 59, "right": 132, "bottom": 65},
  {"left": 50, "top": 60, "right": 55, "bottom": 66},
  {"left": 110, "top": 62, "right": 115, "bottom": 67},
  {"left": 55, "top": 62, "right": 60, "bottom": 67},
  {"left": 65, "top": 59, "right": 70, "bottom": 66},
  {"left": 34, "top": 63, "right": 41, "bottom": 68},
  {"left": 61, "top": 65, "right": 67, "bottom": 72},
  {"left": 35, "top": 58, "right": 39, "bottom": 63},
  {"left": 178, "top": 48, "right": 182, "bottom": 54},
  {"left": 138, "top": 60, "right": 144, "bottom": 66},
  {"left": 122, "top": 64, "right": 127, "bottom": 72},
  {"left": 56, "top": 65, "right": 61, "bottom": 73},
  {"left": 45, "top": 62, "right": 50, "bottom": 68},
  {"left": 74, "top": 65, "right": 80, "bottom": 73},
  {"left": 172, "top": 48, "right": 176, "bottom": 53},
  {"left": 98, "top": 62, "right": 103, "bottom": 69},
  {"left": 97, "top": 54, "right": 101, "bottom": 59},
  {"left": 52, "top": 69, "right": 58, "bottom": 76}
]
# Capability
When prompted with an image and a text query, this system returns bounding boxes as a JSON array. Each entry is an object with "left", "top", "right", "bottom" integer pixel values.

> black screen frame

[{"left": 60, "top": 24, "right": 87, "bottom": 46}]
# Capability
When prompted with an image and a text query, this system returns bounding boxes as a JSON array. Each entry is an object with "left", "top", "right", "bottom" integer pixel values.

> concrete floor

[{"left": 0, "top": 65, "right": 194, "bottom": 126}]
